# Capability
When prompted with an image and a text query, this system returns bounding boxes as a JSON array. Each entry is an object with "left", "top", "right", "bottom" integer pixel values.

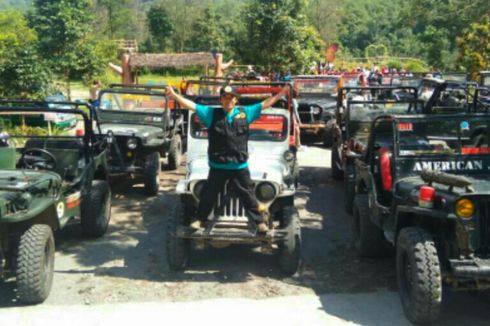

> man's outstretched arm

[
  {"left": 261, "top": 85, "right": 290, "bottom": 109},
  {"left": 165, "top": 86, "right": 197, "bottom": 111}
]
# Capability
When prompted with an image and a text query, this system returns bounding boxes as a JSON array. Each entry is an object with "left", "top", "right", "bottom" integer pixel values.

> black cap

[{"left": 220, "top": 85, "right": 239, "bottom": 97}]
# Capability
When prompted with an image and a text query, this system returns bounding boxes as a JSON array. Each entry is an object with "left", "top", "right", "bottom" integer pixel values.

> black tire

[
  {"left": 352, "top": 194, "right": 386, "bottom": 257},
  {"left": 278, "top": 206, "right": 301, "bottom": 276},
  {"left": 167, "top": 135, "right": 182, "bottom": 170},
  {"left": 331, "top": 142, "right": 343, "bottom": 180},
  {"left": 81, "top": 180, "right": 111, "bottom": 238},
  {"left": 143, "top": 151, "right": 161, "bottom": 196},
  {"left": 323, "top": 125, "right": 334, "bottom": 148},
  {"left": 166, "top": 201, "right": 190, "bottom": 271},
  {"left": 16, "top": 224, "right": 55, "bottom": 304},
  {"left": 344, "top": 164, "right": 355, "bottom": 214},
  {"left": 396, "top": 227, "right": 442, "bottom": 324}
]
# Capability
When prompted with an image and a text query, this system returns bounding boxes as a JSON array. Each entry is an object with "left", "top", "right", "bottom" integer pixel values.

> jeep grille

[{"left": 212, "top": 183, "right": 247, "bottom": 220}]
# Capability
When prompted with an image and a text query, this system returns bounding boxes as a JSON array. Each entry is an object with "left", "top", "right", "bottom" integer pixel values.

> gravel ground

[{"left": 1, "top": 146, "right": 489, "bottom": 325}]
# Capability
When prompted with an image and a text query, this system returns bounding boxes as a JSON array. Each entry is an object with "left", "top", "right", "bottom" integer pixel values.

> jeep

[
  {"left": 352, "top": 113, "right": 490, "bottom": 323},
  {"left": 96, "top": 86, "right": 184, "bottom": 195},
  {"left": 330, "top": 86, "right": 419, "bottom": 213},
  {"left": 292, "top": 75, "right": 341, "bottom": 147},
  {"left": 0, "top": 102, "right": 110, "bottom": 303},
  {"left": 167, "top": 83, "right": 301, "bottom": 275}
]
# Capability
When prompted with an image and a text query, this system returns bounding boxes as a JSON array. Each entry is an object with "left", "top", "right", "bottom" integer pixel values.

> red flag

[{"left": 326, "top": 44, "right": 338, "bottom": 63}]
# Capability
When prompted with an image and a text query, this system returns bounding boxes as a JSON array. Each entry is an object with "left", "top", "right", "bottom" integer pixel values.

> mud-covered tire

[
  {"left": 353, "top": 194, "right": 386, "bottom": 257},
  {"left": 81, "top": 180, "right": 111, "bottom": 238},
  {"left": 166, "top": 201, "right": 190, "bottom": 271},
  {"left": 396, "top": 227, "right": 442, "bottom": 324},
  {"left": 331, "top": 142, "right": 343, "bottom": 180},
  {"left": 278, "top": 206, "right": 301, "bottom": 276},
  {"left": 167, "top": 135, "right": 182, "bottom": 170},
  {"left": 16, "top": 224, "right": 55, "bottom": 304},
  {"left": 344, "top": 164, "right": 355, "bottom": 214},
  {"left": 143, "top": 151, "right": 161, "bottom": 196}
]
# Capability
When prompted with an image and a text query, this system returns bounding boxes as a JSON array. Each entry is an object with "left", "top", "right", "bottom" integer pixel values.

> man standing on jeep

[{"left": 165, "top": 84, "right": 289, "bottom": 233}]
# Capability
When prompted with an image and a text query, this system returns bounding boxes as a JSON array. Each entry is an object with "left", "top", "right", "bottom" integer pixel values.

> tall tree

[
  {"left": 96, "top": 0, "right": 141, "bottom": 39},
  {"left": 306, "top": 0, "right": 340, "bottom": 44},
  {"left": 188, "top": 8, "right": 225, "bottom": 52},
  {"left": 0, "top": 10, "right": 51, "bottom": 99},
  {"left": 457, "top": 15, "right": 490, "bottom": 80},
  {"left": 30, "top": 0, "right": 99, "bottom": 98},
  {"left": 236, "top": 0, "right": 324, "bottom": 72},
  {"left": 146, "top": 3, "right": 174, "bottom": 52}
]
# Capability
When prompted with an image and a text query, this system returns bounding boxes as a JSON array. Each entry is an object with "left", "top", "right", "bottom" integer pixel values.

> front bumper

[
  {"left": 449, "top": 258, "right": 490, "bottom": 279},
  {"left": 176, "top": 223, "right": 288, "bottom": 245},
  {"left": 300, "top": 123, "right": 326, "bottom": 136}
]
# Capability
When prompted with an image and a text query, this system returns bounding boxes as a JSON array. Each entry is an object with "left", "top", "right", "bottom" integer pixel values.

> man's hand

[
  {"left": 165, "top": 86, "right": 176, "bottom": 98},
  {"left": 261, "top": 85, "right": 291, "bottom": 110},
  {"left": 164, "top": 85, "right": 196, "bottom": 111}
]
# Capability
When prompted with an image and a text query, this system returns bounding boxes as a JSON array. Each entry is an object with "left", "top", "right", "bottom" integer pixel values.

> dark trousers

[{"left": 196, "top": 167, "right": 263, "bottom": 223}]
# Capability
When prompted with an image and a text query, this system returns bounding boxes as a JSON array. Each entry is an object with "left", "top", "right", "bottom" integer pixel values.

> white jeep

[{"left": 167, "top": 99, "right": 301, "bottom": 275}]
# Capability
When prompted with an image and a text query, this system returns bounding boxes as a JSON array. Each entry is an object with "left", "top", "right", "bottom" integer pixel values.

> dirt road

[{"left": 1, "top": 146, "right": 489, "bottom": 325}]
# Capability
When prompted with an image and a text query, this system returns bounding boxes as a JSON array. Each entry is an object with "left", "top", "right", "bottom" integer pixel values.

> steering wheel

[
  {"left": 310, "top": 104, "right": 323, "bottom": 115},
  {"left": 21, "top": 148, "right": 57, "bottom": 170}
]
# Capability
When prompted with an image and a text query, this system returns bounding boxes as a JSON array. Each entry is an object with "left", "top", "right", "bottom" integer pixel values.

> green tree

[
  {"left": 146, "top": 3, "right": 174, "bottom": 52},
  {"left": 188, "top": 8, "right": 225, "bottom": 52},
  {"left": 0, "top": 10, "right": 51, "bottom": 99},
  {"left": 457, "top": 15, "right": 490, "bottom": 80},
  {"left": 96, "top": 0, "right": 141, "bottom": 39},
  {"left": 30, "top": 0, "right": 99, "bottom": 98},
  {"left": 306, "top": 0, "right": 340, "bottom": 44},
  {"left": 236, "top": 0, "right": 324, "bottom": 72}
]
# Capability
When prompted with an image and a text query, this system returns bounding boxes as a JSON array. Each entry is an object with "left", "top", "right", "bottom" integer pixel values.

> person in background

[{"left": 89, "top": 80, "right": 102, "bottom": 103}]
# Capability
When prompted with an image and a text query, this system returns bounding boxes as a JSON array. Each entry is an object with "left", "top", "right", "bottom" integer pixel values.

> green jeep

[
  {"left": 96, "top": 86, "right": 183, "bottom": 195},
  {"left": 0, "top": 103, "right": 111, "bottom": 304},
  {"left": 352, "top": 113, "right": 490, "bottom": 323}
]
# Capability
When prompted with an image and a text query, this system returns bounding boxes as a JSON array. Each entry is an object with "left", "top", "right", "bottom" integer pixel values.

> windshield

[
  {"left": 483, "top": 76, "right": 490, "bottom": 87},
  {"left": 99, "top": 92, "right": 167, "bottom": 113},
  {"left": 397, "top": 116, "right": 490, "bottom": 156},
  {"left": 0, "top": 110, "right": 84, "bottom": 148},
  {"left": 347, "top": 96, "right": 416, "bottom": 142},
  {"left": 191, "top": 112, "right": 288, "bottom": 142},
  {"left": 294, "top": 78, "right": 338, "bottom": 96}
]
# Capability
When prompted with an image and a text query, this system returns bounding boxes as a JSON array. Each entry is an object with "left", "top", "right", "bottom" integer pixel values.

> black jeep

[
  {"left": 330, "top": 86, "right": 419, "bottom": 213},
  {"left": 352, "top": 113, "right": 490, "bottom": 323},
  {"left": 292, "top": 75, "right": 341, "bottom": 146},
  {"left": 0, "top": 102, "right": 110, "bottom": 303},
  {"left": 96, "top": 86, "right": 184, "bottom": 195}
]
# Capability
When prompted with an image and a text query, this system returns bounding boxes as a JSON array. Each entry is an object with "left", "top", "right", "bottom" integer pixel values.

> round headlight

[
  {"left": 193, "top": 180, "right": 206, "bottom": 199},
  {"left": 126, "top": 138, "right": 138, "bottom": 150},
  {"left": 455, "top": 198, "right": 475, "bottom": 219},
  {"left": 311, "top": 106, "right": 321, "bottom": 115},
  {"left": 255, "top": 182, "right": 276, "bottom": 202}
]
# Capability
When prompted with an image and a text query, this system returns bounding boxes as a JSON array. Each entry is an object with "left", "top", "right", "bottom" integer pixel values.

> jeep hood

[
  {"left": 187, "top": 141, "right": 290, "bottom": 183},
  {"left": 0, "top": 170, "right": 61, "bottom": 220},
  {"left": 99, "top": 123, "right": 164, "bottom": 138},
  {"left": 396, "top": 174, "right": 490, "bottom": 197}
]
